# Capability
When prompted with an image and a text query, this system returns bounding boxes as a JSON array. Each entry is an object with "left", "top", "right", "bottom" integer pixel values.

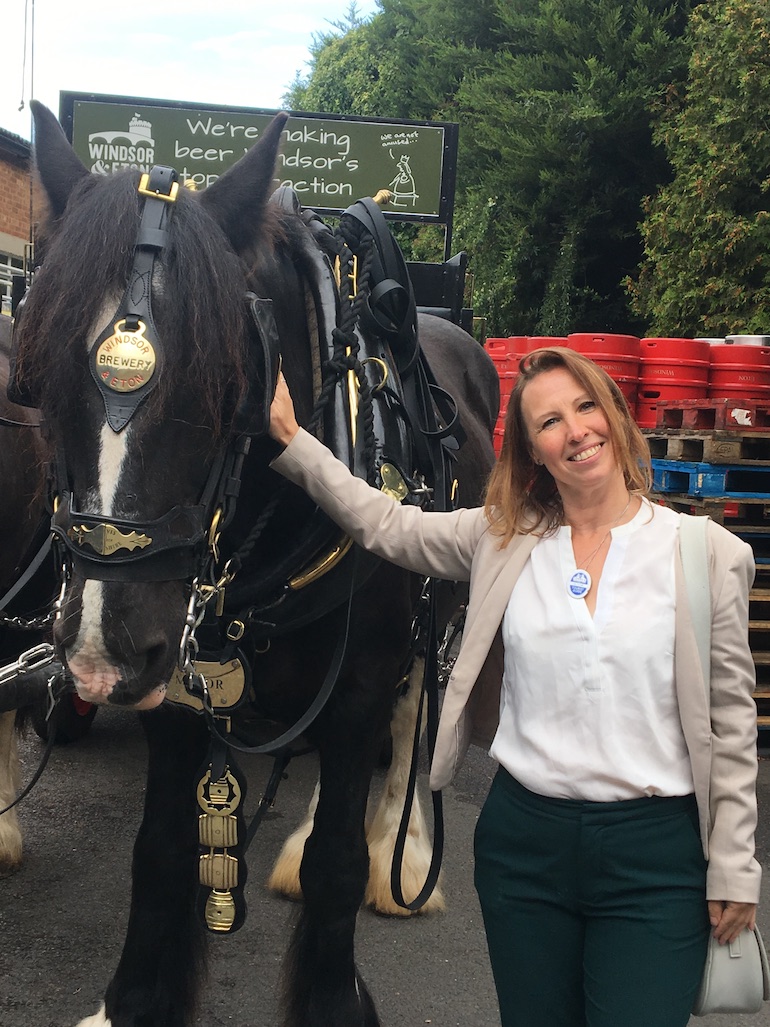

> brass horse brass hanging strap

[{"left": 197, "top": 763, "right": 247, "bottom": 932}]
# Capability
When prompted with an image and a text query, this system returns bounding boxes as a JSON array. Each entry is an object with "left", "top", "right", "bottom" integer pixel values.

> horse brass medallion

[{"left": 94, "top": 320, "right": 157, "bottom": 393}]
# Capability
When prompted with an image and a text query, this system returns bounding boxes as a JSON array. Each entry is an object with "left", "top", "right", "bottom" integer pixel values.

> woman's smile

[{"left": 569, "top": 443, "right": 603, "bottom": 463}]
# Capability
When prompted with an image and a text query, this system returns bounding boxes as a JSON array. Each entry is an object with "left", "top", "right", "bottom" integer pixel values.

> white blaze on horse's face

[
  {"left": 67, "top": 423, "right": 129, "bottom": 705},
  {"left": 65, "top": 303, "right": 167, "bottom": 711}
]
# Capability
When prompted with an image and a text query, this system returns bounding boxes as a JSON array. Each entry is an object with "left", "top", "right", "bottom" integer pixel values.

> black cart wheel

[{"left": 32, "top": 692, "right": 97, "bottom": 743}]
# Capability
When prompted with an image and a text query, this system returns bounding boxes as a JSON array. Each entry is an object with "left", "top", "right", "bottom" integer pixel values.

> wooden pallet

[
  {"left": 654, "top": 500, "right": 770, "bottom": 728},
  {"left": 643, "top": 430, "right": 770, "bottom": 466},
  {"left": 655, "top": 398, "right": 770, "bottom": 430},
  {"left": 652, "top": 459, "right": 770, "bottom": 498},
  {"left": 655, "top": 494, "right": 770, "bottom": 526}
]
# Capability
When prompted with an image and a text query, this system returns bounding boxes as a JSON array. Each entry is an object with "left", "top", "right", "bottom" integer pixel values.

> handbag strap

[{"left": 678, "top": 513, "right": 711, "bottom": 693}]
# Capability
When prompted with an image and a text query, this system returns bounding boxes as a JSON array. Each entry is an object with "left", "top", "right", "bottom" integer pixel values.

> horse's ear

[
  {"left": 31, "top": 100, "right": 90, "bottom": 220},
  {"left": 200, "top": 112, "right": 289, "bottom": 254}
]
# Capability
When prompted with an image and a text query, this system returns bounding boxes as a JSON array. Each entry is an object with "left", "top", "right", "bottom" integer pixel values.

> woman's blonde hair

[{"left": 484, "top": 347, "right": 652, "bottom": 544}]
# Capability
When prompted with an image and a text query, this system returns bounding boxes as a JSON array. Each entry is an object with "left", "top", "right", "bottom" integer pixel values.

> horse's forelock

[
  {"left": 154, "top": 189, "right": 255, "bottom": 430},
  {"left": 17, "top": 171, "right": 278, "bottom": 435},
  {"left": 16, "top": 171, "right": 139, "bottom": 420}
]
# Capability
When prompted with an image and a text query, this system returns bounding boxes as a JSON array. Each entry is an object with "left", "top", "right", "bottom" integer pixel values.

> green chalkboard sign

[{"left": 60, "top": 92, "right": 458, "bottom": 222}]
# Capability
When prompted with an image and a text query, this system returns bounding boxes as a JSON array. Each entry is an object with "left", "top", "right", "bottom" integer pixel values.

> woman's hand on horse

[{"left": 269, "top": 372, "right": 300, "bottom": 447}]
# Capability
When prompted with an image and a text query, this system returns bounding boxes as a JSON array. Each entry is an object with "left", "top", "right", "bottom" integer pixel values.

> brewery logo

[{"left": 88, "top": 113, "right": 156, "bottom": 174}]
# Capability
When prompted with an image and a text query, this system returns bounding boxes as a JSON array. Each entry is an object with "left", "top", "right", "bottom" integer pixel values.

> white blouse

[{"left": 490, "top": 499, "right": 696, "bottom": 801}]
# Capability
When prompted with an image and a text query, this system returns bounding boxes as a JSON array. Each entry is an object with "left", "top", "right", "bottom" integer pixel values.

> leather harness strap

[
  {"left": 339, "top": 197, "right": 460, "bottom": 912},
  {"left": 0, "top": 525, "right": 53, "bottom": 613}
]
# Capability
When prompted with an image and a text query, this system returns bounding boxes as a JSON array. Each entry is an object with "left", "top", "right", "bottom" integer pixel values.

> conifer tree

[
  {"left": 286, "top": 0, "right": 694, "bottom": 336},
  {"left": 631, "top": 0, "right": 770, "bottom": 336}
]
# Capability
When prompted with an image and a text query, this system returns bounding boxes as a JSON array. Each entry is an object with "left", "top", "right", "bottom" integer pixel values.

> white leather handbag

[{"left": 692, "top": 927, "right": 770, "bottom": 1016}]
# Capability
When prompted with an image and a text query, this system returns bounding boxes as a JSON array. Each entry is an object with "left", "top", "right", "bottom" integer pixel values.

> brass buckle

[{"left": 137, "top": 174, "right": 179, "bottom": 203}]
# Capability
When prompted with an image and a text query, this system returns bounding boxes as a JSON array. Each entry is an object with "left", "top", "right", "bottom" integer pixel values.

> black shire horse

[
  {"left": 14, "top": 101, "right": 499, "bottom": 1027},
  {"left": 0, "top": 331, "right": 63, "bottom": 873},
  {"left": 0, "top": 327, "right": 96, "bottom": 876}
]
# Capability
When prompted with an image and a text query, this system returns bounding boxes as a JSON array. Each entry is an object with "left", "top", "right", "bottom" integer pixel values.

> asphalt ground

[{"left": 1, "top": 708, "right": 769, "bottom": 1027}]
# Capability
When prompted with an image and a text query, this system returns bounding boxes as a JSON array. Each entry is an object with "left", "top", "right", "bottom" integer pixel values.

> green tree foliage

[
  {"left": 631, "top": 0, "right": 770, "bottom": 336},
  {"left": 285, "top": 0, "right": 694, "bottom": 336},
  {"left": 285, "top": 0, "right": 503, "bottom": 119},
  {"left": 456, "top": 0, "right": 694, "bottom": 334}
]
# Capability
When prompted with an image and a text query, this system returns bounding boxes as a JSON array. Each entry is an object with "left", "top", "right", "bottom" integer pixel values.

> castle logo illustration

[{"left": 87, "top": 113, "right": 156, "bottom": 175}]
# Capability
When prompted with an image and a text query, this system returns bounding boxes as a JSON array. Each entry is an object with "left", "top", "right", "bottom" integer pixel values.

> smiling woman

[
  {"left": 507, "top": 361, "right": 641, "bottom": 613},
  {"left": 485, "top": 346, "right": 651, "bottom": 548},
  {"left": 268, "top": 343, "right": 761, "bottom": 1027}
]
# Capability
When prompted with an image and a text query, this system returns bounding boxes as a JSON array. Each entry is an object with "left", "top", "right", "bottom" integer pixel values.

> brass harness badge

[{"left": 94, "top": 319, "right": 157, "bottom": 393}]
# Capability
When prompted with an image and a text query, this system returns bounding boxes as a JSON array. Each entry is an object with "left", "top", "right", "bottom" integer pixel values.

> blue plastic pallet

[{"left": 652, "top": 459, "right": 770, "bottom": 498}]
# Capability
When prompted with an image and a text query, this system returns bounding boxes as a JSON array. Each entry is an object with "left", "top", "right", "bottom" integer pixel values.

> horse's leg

[
  {"left": 282, "top": 693, "right": 392, "bottom": 1027},
  {"left": 0, "top": 710, "right": 23, "bottom": 876},
  {"left": 267, "top": 778, "right": 319, "bottom": 899},
  {"left": 364, "top": 658, "right": 445, "bottom": 916},
  {"left": 75, "top": 705, "right": 210, "bottom": 1027},
  {"left": 269, "top": 663, "right": 445, "bottom": 916}
]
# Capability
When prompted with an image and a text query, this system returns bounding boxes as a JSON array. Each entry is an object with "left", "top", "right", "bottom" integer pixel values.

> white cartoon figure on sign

[{"left": 388, "top": 154, "right": 419, "bottom": 207}]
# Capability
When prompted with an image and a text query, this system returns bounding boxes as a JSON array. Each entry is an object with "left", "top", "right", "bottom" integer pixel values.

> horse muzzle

[
  {"left": 66, "top": 654, "right": 169, "bottom": 710},
  {"left": 54, "top": 578, "right": 178, "bottom": 709}
]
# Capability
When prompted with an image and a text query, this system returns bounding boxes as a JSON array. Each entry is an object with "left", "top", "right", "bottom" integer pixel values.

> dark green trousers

[{"left": 474, "top": 769, "right": 710, "bottom": 1027}]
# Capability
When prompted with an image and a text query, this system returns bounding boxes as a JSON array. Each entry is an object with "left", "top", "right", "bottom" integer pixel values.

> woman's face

[{"left": 520, "top": 366, "right": 618, "bottom": 499}]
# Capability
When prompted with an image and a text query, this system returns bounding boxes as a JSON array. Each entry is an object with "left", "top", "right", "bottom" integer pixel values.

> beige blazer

[{"left": 272, "top": 429, "right": 761, "bottom": 903}]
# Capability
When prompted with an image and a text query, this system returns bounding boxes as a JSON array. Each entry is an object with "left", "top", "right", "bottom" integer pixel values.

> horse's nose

[
  {"left": 65, "top": 639, "right": 171, "bottom": 708},
  {"left": 53, "top": 579, "right": 176, "bottom": 706}
]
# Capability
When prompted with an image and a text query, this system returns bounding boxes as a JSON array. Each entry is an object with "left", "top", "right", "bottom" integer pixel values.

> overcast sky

[{"left": 2, "top": 0, "right": 379, "bottom": 140}]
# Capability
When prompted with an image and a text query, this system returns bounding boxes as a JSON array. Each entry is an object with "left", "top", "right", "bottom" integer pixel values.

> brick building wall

[
  {"left": 0, "top": 131, "right": 32, "bottom": 311},
  {"left": 0, "top": 151, "right": 32, "bottom": 241},
  {"left": 0, "top": 154, "right": 31, "bottom": 240}
]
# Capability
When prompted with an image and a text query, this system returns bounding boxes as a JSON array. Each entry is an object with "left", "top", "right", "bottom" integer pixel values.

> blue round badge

[{"left": 567, "top": 569, "right": 592, "bottom": 599}]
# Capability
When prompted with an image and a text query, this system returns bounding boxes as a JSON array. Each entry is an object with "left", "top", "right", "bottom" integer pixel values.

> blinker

[{"left": 232, "top": 293, "right": 282, "bottom": 438}]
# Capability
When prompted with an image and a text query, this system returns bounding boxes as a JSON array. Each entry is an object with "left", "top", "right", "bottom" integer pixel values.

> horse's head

[{"left": 15, "top": 102, "right": 289, "bottom": 708}]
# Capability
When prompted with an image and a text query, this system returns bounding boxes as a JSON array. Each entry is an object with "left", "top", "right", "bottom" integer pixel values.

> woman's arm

[
  {"left": 705, "top": 523, "right": 761, "bottom": 935},
  {"left": 268, "top": 374, "right": 486, "bottom": 581}
]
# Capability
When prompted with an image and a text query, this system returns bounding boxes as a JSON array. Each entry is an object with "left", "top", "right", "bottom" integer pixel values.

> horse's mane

[{"left": 17, "top": 169, "right": 286, "bottom": 433}]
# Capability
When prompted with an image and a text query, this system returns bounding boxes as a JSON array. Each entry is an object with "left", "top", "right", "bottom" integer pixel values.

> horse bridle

[{"left": 11, "top": 168, "right": 278, "bottom": 595}]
